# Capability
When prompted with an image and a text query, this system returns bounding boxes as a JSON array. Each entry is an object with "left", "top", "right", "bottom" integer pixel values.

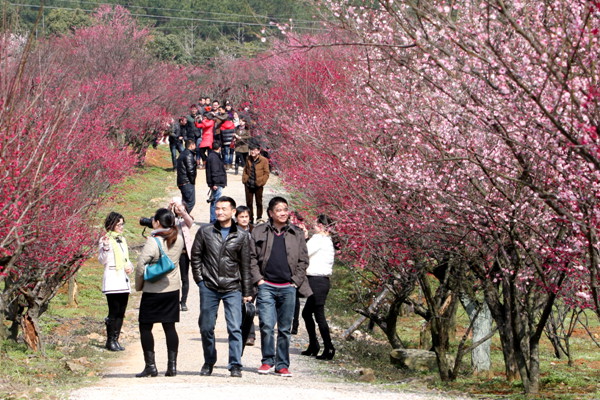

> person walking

[
  {"left": 195, "top": 113, "right": 215, "bottom": 168},
  {"left": 98, "top": 212, "right": 133, "bottom": 352},
  {"left": 206, "top": 141, "right": 227, "bottom": 223},
  {"left": 190, "top": 196, "right": 252, "bottom": 378},
  {"left": 250, "top": 197, "right": 311, "bottom": 377},
  {"left": 301, "top": 214, "right": 336, "bottom": 360},
  {"left": 176, "top": 139, "right": 197, "bottom": 213},
  {"left": 135, "top": 208, "right": 184, "bottom": 378},
  {"left": 242, "top": 140, "right": 270, "bottom": 224},
  {"left": 233, "top": 118, "right": 251, "bottom": 176}
]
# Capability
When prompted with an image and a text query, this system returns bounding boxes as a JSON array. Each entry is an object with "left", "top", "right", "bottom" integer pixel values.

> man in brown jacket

[
  {"left": 250, "top": 196, "right": 310, "bottom": 377},
  {"left": 242, "top": 141, "right": 270, "bottom": 224}
]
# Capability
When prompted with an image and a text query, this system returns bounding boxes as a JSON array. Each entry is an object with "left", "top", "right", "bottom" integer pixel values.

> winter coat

[
  {"left": 242, "top": 154, "right": 270, "bottom": 189},
  {"left": 190, "top": 221, "right": 252, "bottom": 296},
  {"left": 135, "top": 233, "right": 184, "bottom": 293},
  {"left": 176, "top": 148, "right": 197, "bottom": 186},
  {"left": 196, "top": 119, "right": 215, "bottom": 148},
  {"left": 98, "top": 238, "right": 132, "bottom": 294},
  {"left": 205, "top": 150, "right": 227, "bottom": 187},
  {"left": 250, "top": 221, "right": 312, "bottom": 297},
  {"left": 234, "top": 128, "right": 251, "bottom": 153}
]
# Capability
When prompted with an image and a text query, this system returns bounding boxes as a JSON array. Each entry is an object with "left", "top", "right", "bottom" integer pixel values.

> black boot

[
  {"left": 136, "top": 351, "right": 158, "bottom": 377},
  {"left": 316, "top": 323, "right": 335, "bottom": 360},
  {"left": 316, "top": 346, "right": 336, "bottom": 360},
  {"left": 165, "top": 350, "right": 177, "bottom": 377},
  {"left": 301, "top": 341, "right": 320, "bottom": 356},
  {"left": 104, "top": 318, "right": 120, "bottom": 352},
  {"left": 114, "top": 318, "right": 125, "bottom": 351}
]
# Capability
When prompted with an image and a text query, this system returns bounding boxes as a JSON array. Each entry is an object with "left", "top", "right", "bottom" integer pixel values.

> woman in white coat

[
  {"left": 98, "top": 212, "right": 133, "bottom": 352},
  {"left": 301, "top": 214, "right": 336, "bottom": 360}
]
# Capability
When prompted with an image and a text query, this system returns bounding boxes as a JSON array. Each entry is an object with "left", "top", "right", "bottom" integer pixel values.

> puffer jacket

[
  {"left": 250, "top": 221, "right": 312, "bottom": 298},
  {"left": 176, "top": 148, "right": 197, "bottom": 186},
  {"left": 190, "top": 222, "right": 252, "bottom": 296}
]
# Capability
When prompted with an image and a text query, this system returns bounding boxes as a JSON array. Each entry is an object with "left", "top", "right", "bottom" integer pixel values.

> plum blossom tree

[
  {"left": 218, "top": 0, "right": 600, "bottom": 393},
  {"left": 0, "top": 5, "right": 198, "bottom": 349}
]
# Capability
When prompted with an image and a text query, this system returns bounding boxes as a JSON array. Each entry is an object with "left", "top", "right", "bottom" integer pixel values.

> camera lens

[{"left": 139, "top": 217, "right": 153, "bottom": 228}]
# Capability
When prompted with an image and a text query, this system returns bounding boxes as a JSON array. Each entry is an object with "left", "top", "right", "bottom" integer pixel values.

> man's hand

[{"left": 243, "top": 296, "right": 253, "bottom": 303}]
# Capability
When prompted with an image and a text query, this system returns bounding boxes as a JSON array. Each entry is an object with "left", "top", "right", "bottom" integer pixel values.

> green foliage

[
  {"left": 146, "top": 31, "right": 188, "bottom": 63},
  {"left": 45, "top": 8, "right": 91, "bottom": 35}
]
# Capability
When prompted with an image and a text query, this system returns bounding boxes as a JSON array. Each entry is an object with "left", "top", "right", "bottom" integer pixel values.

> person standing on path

[
  {"left": 206, "top": 141, "right": 227, "bottom": 223},
  {"left": 301, "top": 214, "right": 336, "bottom": 360},
  {"left": 250, "top": 196, "right": 311, "bottom": 377},
  {"left": 98, "top": 212, "right": 133, "bottom": 352},
  {"left": 242, "top": 140, "right": 270, "bottom": 224},
  {"left": 171, "top": 199, "right": 195, "bottom": 312},
  {"left": 135, "top": 209, "right": 184, "bottom": 378},
  {"left": 190, "top": 196, "right": 253, "bottom": 378},
  {"left": 176, "top": 139, "right": 197, "bottom": 213}
]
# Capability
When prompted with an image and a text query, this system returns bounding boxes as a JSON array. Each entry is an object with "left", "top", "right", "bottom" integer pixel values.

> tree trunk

[
  {"left": 67, "top": 276, "right": 78, "bottom": 307},
  {"left": 460, "top": 293, "right": 492, "bottom": 373}
]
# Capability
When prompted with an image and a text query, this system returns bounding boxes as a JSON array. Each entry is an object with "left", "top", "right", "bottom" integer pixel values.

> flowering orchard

[
  {"left": 0, "top": 5, "right": 197, "bottom": 349},
  {"left": 212, "top": 0, "right": 600, "bottom": 394}
]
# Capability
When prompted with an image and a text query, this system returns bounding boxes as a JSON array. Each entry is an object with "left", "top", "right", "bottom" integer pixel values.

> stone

[{"left": 357, "top": 368, "right": 375, "bottom": 382}]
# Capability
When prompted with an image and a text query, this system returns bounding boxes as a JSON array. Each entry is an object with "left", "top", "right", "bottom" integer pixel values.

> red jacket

[{"left": 196, "top": 119, "right": 215, "bottom": 148}]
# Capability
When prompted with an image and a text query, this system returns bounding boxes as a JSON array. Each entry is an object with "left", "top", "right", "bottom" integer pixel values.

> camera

[{"left": 139, "top": 217, "right": 153, "bottom": 228}]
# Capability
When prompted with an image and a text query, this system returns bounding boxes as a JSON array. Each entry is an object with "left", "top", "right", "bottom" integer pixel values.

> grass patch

[{"left": 0, "top": 147, "right": 176, "bottom": 400}]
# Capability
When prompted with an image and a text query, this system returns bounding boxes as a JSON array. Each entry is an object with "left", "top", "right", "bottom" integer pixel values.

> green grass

[{"left": 0, "top": 146, "right": 177, "bottom": 400}]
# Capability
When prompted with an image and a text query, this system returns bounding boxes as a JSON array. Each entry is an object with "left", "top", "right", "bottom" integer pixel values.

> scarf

[{"left": 106, "top": 231, "right": 129, "bottom": 271}]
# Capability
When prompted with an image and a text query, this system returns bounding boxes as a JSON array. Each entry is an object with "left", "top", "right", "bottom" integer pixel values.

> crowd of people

[{"left": 98, "top": 98, "right": 338, "bottom": 379}]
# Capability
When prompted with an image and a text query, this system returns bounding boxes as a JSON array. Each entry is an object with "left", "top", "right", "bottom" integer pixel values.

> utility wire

[{"left": 8, "top": 1, "right": 326, "bottom": 29}]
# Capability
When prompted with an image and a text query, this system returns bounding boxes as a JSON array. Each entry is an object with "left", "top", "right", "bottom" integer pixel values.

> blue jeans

[
  {"left": 169, "top": 139, "right": 183, "bottom": 169},
  {"left": 221, "top": 145, "right": 234, "bottom": 165},
  {"left": 209, "top": 186, "right": 223, "bottom": 223},
  {"left": 256, "top": 283, "right": 296, "bottom": 370},
  {"left": 198, "top": 281, "right": 243, "bottom": 369},
  {"left": 179, "top": 183, "right": 195, "bottom": 213}
]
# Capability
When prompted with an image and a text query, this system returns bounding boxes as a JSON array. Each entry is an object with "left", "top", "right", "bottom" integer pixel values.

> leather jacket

[
  {"left": 191, "top": 222, "right": 252, "bottom": 296},
  {"left": 176, "top": 148, "right": 196, "bottom": 186}
]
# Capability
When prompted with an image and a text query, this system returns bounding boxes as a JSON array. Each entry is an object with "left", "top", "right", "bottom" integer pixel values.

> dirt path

[{"left": 69, "top": 165, "right": 468, "bottom": 400}]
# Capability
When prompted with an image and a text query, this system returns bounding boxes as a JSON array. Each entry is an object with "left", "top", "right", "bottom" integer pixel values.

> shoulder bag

[{"left": 144, "top": 237, "right": 176, "bottom": 282}]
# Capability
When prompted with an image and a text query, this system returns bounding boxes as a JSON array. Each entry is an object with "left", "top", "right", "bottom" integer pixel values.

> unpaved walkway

[{"left": 69, "top": 165, "right": 468, "bottom": 400}]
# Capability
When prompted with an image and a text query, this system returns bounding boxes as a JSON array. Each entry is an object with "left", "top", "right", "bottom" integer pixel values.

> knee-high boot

[
  {"left": 114, "top": 318, "right": 125, "bottom": 351},
  {"left": 104, "top": 318, "right": 120, "bottom": 352},
  {"left": 136, "top": 351, "right": 158, "bottom": 377},
  {"left": 165, "top": 350, "right": 177, "bottom": 376}
]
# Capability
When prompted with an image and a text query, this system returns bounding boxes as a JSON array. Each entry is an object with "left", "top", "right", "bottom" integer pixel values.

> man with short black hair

[
  {"left": 206, "top": 141, "right": 227, "bottom": 223},
  {"left": 176, "top": 139, "right": 197, "bottom": 213},
  {"left": 191, "top": 196, "right": 252, "bottom": 378},
  {"left": 242, "top": 140, "right": 270, "bottom": 224}
]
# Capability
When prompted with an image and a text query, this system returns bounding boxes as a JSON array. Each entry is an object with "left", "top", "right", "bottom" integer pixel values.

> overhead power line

[{"left": 8, "top": 2, "right": 327, "bottom": 31}]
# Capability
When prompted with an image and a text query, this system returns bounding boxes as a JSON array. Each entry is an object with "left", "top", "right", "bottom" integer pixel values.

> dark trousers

[
  {"left": 106, "top": 293, "right": 129, "bottom": 319},
  {"left": 301, "top": 276, "right": 333, "bottom": 348},
  {"left": 244, "top": 185, "right": 264, "bottom": 223},
  {"left": 179, "top": 252, "right": 190, "bottom": 304},
  {"left": 234, "top": 152, "right": 248, "bottom": 173},
  {"left": 139, "top": 322, "right": 179, "bottom": 352},
  {"left": 169, "top": 139, "right": 183, "bottom": 169},
  {"left": 179, "top": 183, "right": 195, "bottom": 213}
]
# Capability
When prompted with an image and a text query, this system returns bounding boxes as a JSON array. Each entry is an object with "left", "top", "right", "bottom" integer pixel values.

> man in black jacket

[
  {"left": 205, "top": 141, "right": 227, "bottom": 223},
  {"left": 190, "top": 196, "right": 252, "bottom": 378},
  {"left": 177, "top": 139, "right": 197, "bottom": 213}
]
